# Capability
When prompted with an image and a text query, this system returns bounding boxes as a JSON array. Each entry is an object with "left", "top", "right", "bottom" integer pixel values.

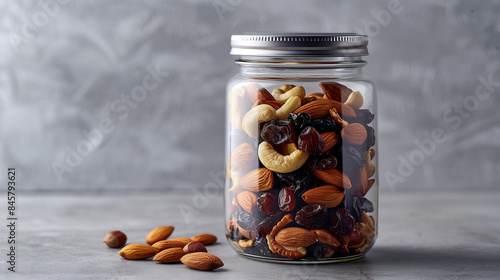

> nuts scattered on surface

[
  {"left": 183, "top": 241, "right": 207, "bottom": 253},
  {"left": 153, "top": 247, "right": 186, "bottom": 263},
  {"left": 103, "top": 231, "right": 127, "bottom": 248},
  {"left": 152, "top": 237, "right": 193, "bottom": 251},
  {"left": 191, "top": 233, "right": 217, "bottom": 245},
  {"left": 180, "top": 252, "right": 224, "bottom": 271},
  {"left": 146, "top": 225, "right": 174, "bottom": 245},
  {"left": 118, "top": 244, "right": 159, "bottom": 260}
]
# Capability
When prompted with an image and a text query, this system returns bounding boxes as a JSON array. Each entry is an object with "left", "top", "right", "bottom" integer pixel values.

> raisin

[
  {"left": 278, "top": 187, "right": 296, "bottom": 212},
  {"left": 288, "top": 113, "right": 312, "bottom": 135},
  {"left": 311, "top": 117, "right": 337, "bottom": 133},
  {"left": 295, "top": 204, "right": 328, "bottom": 229},
  {"left": 364, "top": 125, "right": 376, "bottom": 148},
  {"left": 257, "top": 193, "right": 278, "bottom": 215},
  {"left": 329, "top": 208, "right": 355, "bottom": 239},
  {"left": 309, "top": 155, "right": 338, "bottom": 170},
  {"left": 275, "top": 168, "right": 312, "bottom": 195},
  {"left": 256, "top": 211, "right": 285, "bottom": 237},
  {"left": 261, "top": 119, "right": 297, "bottom": 145},
  {"left": 298, "top": 126, "right": 324, "bottom": 155},
  {"left": 353, "top": 109, "right": 374, "bottom": 124}
]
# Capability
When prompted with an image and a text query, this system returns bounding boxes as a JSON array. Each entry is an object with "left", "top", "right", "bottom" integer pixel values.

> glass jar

[{"left": 224, "top": 33, "right": 377, "bottom": 263}]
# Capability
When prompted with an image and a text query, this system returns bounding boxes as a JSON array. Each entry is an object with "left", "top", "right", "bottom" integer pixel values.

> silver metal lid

[{"left": 230, "top": 33, "right": 368, "bottom": 57}]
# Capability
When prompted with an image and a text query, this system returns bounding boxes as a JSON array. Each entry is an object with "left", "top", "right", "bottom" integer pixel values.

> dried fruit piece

[
  {"left": 354, "top": 109, "right": 374, "bottom": 124},
  {"left": 191, "top": 233, "right": 217, "bottom": 245},
  {"left": 278, "top": 187, "right": 296, "bottom": 212},
  {"left": 260, "top": 119, "right": 296, "bottom": 145},
  {"left": 152, "top": 237, "right": 193, "bottom": 251},
  {"left": 309, "top": 155, "right": 338, "bottom": 170},
  {"left": 275, "top": 227, "right": 318, "bottom": 247},
  {"left": 257, "top": 193, "right": 278, "bottom": 215},
  {"left": 311, "top": 117, "right": 337, "bottom": 133},
  {"left": 288, "top": 112, "right": 312, "bottom": 134},
  {"left": 298, "top": 127, "right": 324, "bottom": 155},
  {"left": 183, "top": 241, "right": 207, "bottom": 253},
  {"left": 180, "top": 252, "right": 224, "bottom": 270},
  {"left": 153, "top": 247, "right": 186, "bottom": 263},
  {"left": 341, "top": 123, "right": 367, "bottom": 145},
  {"left": 311, "top": 168, "right": 352, "bottom": 189},
  {"left": 103, "top": 231, "right": 127, "bottom": 248},
  {"left": 118, "top": 244, "right": 159, "bottom": 260},
  {"left": 146, "top": 225, "right": 174, "bottom": 245},
  {"left": 319, "top": 81, "right": 352, "bottom": 102},
  {"left": 301, "top": 185, "right": 344, "bottom": 208},
  {"left": 258, "top": 142, "right": 309, "bottom": 173},
  {"left": 300, "top": 96, "right": 317, "bottom": 105},
  {"left": 275, "top": 167, "right": 312, "bottom": 195},
  {"left": 295, "top": 204, "right": 328, "bottom": 229},
  {"left": 330, "top": 208, "right": 355, "bottom": 239},
  {"left": 240, "top": 168, "right": 274, "bottom": 192},
  {"left": 344, "top": 91, "right": 364, "bottom": 109}
]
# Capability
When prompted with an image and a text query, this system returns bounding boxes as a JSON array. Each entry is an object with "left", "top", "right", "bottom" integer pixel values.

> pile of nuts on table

[{"left": 226, "top": 81, "right": 376, "bottom": 260}]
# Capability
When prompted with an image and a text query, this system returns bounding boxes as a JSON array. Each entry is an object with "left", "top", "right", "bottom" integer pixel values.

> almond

[
  {"left": 227, "top": 143, "right": 256, "bottom": 179},
  {"left": 236, "top": 191, "right": 257, "bottom": 213},
  {"left": 301, "top": 185, "right": 344, "bottom": 208},
  {"left": 240, "top": 168, "right": 274, "bottom": 192},
  {"left": 320, "top": 132, "right": 339, "bottom": 152},
  {"left": 311, "top": 229, "right": 341, "bottom": 247},
  {"left": 351, "top": 167, "right": 369, "bottom": 197},
  {"left": 247, "top": 84, "right": 274, "bottom": 103},
  {"left": 245, "top": 82, "right": 262, "bottom": 103},
  {"left": 341, "top": 123, "right": 367, "bottom": 145},
  {"left": 319, "top": 81, "right": 352, "bottom": 102},
  {"left": 237, "top": 225, "right": 256, "bottom": 239},
  {"left": 311, "top": 168, "right": 352, "bottom": 189},
  {"left": 146, "top": 225, "right": 174, "bottom": 245},
  {"left": 305, "top": 92, "right": 324, "bottom": 99},
  {"left": 183, "top": 241, "right": 207, "bottom": 253},
  {"left": 180, "top": 252, "right": 224, "bottom": 270},
  {"left": 293, "top": 99, "right": 356, "bottom": 118},
  {"left": 252, "top": 99, "right": 282, "bottom": 110},
  {"left": 275, "top": 227, "right": 317, "bottom": 247},
  {"left": 153, "top": 247, "right": 186, "bottom": 263},
  {"left": 118, "top": 244, "right": 159, "bottom": 260},
  {"left": 152, "top": 237, "right": 193, "bottom": 251},
  {"left": 300, "top": 96, "right": 317, "bottom": 105},
  {"left": 191, "top": 233, "right": 217, "bottom": 245}
]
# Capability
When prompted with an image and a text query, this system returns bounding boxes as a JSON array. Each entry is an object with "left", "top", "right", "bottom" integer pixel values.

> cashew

[
  {"left": 344, "top": 91, "right": 364, "bottom": 109},
  {"left": 364, "top": 150, "right": 376, "bottom": 178},
  {"left": 275, "top": 96, "right": 301, "bottom": 120},
  {"left": 258, "top": 142, "right": 308, "bottom": 173},
  {"left": 228, "top": 86, "right": 246, "bottom": 130},
  {"left": 271, "top": 86, "right": 306, "bottom": 103},
  {"left": 238, "top": 239, "right": 255, "bottom": 248},
  {"left": 242, "top": 104, "right": 276, "bottom": 138}
]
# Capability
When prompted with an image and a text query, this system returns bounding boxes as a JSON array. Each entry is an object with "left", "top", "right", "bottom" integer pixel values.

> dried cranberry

[
  {"left": 278, "top": 187, "right": 296, "bottom": 212},
  {"left": 311, "top": 117, "right": 337, "bottom": 133},
  {"left": 354, "top": 109, "right": 374, "bottom": 124},
  {"left": 275, "top": 168, "right": 312, "bottom": 195},
  {"left": 309, "top": 155, "right": 338, "bottom": 170},
  {"left": 295, "top": 204, "right": 328, "bottom": 229},
  {"left": 261, "top": 119, "right": 296, "bottom": 145},
  {"left": 288, "top": 113, "right": 312, "bottom": 134},
  {"left": 329, "top": 208, "right": 355, "bottom": 239},
  {"left": 298, "top": 127, "right": 324, "bottom": 155},
  {"left": 257, "top": 193, "right": 278, "bottom": 215}
]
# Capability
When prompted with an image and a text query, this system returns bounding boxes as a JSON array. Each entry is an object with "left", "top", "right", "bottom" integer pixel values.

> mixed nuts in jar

[{"left": 225, "top": 33, "right": 377, "bottom": 263}]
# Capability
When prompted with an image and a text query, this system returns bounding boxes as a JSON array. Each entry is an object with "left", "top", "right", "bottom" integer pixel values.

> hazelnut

[{"left": 103, "top": 231, "right": 127, "bottom": 248}]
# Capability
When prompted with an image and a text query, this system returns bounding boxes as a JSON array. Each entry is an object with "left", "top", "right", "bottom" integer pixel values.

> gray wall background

[{"left": 1, "top": 0, "right": 499, "bottom": 192}]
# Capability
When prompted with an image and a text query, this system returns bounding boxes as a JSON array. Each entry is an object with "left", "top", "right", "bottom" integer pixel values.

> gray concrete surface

[{"left": 1, "top": 191, "right": 499, "bottom": 279}]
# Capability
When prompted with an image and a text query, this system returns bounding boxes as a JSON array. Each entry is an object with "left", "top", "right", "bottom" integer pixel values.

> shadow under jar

[{"left": 225, "top": 33, "right": 378, "bottom": 263}]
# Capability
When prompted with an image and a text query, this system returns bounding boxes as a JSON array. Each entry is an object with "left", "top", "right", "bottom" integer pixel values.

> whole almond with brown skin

[
  {"left": 300, "top": 96, "right": 317, "bottom": 105},
  {"left": 152, "top": 237, "right": 192, "bottom": 251},
  {"left": 341, "top": 123, "right": 367, "bottom": 145},
  {"left": 311, "top": 229, "right": 341, "bottom": 247},
  {"left": 320, "top": 132, "right": 339, "bottom": 152},
  {"left": 191, "top": 233, "right": 217, "bottom": 245},
  {"left": 293, "top": 99, "right": 334, "bottom": 118},
  {"left": 252, "top": 99, "right": 282, "bottom": 110},
  {"left": 301, "top": 185, "right": 345, "bottom": 208},
  {"left": 319, "top": 81, "right": 352, "bottom": 103},
  {"left": 227, "top": 143, "right": 256, "bottom": 179},
  {"left": 146, "top": 225, "right": 174, "bottom": 245},
  {"left": 183, "top": 241, "right": 207, "bottom": 253},
  {"left": 274, "top": 227, "right": 317, "bottom": 248},
  {"left": 240, "top": 168, "right": 274, "bottom": 192},
  {"left": 118, "top": 244, "right": 159, "bottom": 260},
  {"left": 153, "top": 247, "right": 186, "bottom": 263},
  {"left": 351, "top": 167, "right": 369, "bottom": 197},
  {"left": 103, "top": 230, "right": 127, "bottom": 248},
  {"left": 237, "top": 191, "right": 257, "bottom": 214},
  {"left": 180, "top": 252, "right": 224, "bottom": 270},
  {"left": 312, "top": 168, "right": 352, "bottom": 189}
]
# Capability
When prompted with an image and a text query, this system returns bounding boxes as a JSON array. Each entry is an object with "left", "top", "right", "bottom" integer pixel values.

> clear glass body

[{"left": 224, "top": 59, "right": 378, "bottom": 263}]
